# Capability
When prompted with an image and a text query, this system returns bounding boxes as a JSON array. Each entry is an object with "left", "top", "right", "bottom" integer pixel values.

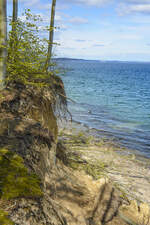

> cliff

[{"left": 0, "top": 80, "right": 150, "bottom": 225}]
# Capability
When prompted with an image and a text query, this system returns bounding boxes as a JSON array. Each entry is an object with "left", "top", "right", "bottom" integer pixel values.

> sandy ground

[{"left": 59, "top": 121, "right": 150, "bottom": 206}]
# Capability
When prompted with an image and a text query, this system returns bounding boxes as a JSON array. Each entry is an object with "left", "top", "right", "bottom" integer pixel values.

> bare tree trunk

[
  {"left": 13, "top": 0, "right": 18, "bottom": 24},
  {"left": 0, "top": 0, "right": 7, "bottom": 89},
  {"left": 10, "top": 0, "right": 18, "bottom": 61},
  {"left": 44, "top": 0, "right": 56, "bottom": 73}
]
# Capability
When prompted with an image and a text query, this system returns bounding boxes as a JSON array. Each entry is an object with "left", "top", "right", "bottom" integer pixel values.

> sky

[{"left": 7, "top": 0, "right": 150, "bottom": 62}]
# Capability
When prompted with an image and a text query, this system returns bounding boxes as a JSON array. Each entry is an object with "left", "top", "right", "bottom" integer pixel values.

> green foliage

[
  {"left": 6, "top": 9, "right": 56, "bottom": 86},
  {"left": 0, "top": 210, "right": 14, "bottom": 225},
  {"left": 0, "top": 148, "right": 43, "bottom": 200}
]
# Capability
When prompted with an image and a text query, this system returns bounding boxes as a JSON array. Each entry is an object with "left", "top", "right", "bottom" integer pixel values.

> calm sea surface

[{"left": 57, "top": 59, "right": 150, "bottom": 157}]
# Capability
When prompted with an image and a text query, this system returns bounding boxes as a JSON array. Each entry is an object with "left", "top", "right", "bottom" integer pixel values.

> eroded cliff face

[
  {"left": 0, "top": 82, "right": 149, "bottom": 225},
  {"left": 0, "top": 82, "right": 59, "bottom": 224}
]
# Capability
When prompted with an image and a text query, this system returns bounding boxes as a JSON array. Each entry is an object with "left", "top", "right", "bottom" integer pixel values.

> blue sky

[{"left": 7, "top": 0, "right": 150, "bottom": 61}]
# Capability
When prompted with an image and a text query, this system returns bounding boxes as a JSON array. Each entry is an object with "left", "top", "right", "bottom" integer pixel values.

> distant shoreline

[{"left": 54, "top": 57, "right": 150, "bottom": 64}]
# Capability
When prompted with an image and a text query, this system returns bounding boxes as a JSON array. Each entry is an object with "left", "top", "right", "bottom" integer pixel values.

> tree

[
  {"left": 9, "top": 0, "right": 18, "bottom": 63},
  {"left": 12, "top": 0, "right": 18, "bottom": 43},
  {"left": 44, "top": 0, "right": 57, "bottom": 73},
  {"left": 0, "top": 0, "right": 7, "bottom": 89},
  {"left": 12, "top": 0, "right": 18, "bottom": 24},
  {"left": 7, "top": 10, "right": 50, "bottom": 85}
]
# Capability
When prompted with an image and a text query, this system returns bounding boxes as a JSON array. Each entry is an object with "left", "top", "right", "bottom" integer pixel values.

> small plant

[
  {"left": 68, "top": 152, "right": 107, "bottom": 180},
  {"left": 82, "top": 161, "right": 107, "bottom": 179},
  {"left": 95, "top": 139, "right": 106, "bottom": 147},
  {"left": 113, "top": 182, "right": 129, "bottom": 202},
  {"left": 70, "top": 132, "right": 93, "bottom": 145}
]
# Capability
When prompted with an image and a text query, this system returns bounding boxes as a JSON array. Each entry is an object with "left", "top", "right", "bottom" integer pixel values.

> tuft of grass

[
  {"left": 80, "top": 162, "right": 107, "bottom": 179},
  {"left": 59, "top": 129, "right": 65, "bottom": 136},
  {"left": 113, "top": 182, "right": 129, "bottom": 202},
  {"left": 68, "top": 132, "right": 94, "bottom": 145},
  {"left": 68, "top": 152, "right": 107, "bottom": 180},
  {"left": 95, "top": 139, "right": 106, "bottom": 147}
]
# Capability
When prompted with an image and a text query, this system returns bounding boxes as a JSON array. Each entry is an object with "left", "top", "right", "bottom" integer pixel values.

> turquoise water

[{"left": 57, "top": 59, "right": 150, "bottom": 157}]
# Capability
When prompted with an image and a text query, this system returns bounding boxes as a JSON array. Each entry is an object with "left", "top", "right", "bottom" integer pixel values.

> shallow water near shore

[{"left": 56, "top": 59, "right": 150, "bottom": 158}]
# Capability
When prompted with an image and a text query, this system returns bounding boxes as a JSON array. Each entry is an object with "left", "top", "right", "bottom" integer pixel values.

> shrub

[{"left": 6, "top": 9, "right": 56, "bottom": 86}]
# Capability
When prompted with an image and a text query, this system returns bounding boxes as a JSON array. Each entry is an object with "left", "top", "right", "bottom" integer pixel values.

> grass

[
  {"left": 67, "top": 150, "right": 107, "bottom": 180},
  {"left": 113, "top": 182, "right": 129, "bottom": 202},
  {"left": 68, "top": 132, "right": 93, "bottom": 145},
  {"left": 59, "top": 131, "right": 95, "bottom": 147}
]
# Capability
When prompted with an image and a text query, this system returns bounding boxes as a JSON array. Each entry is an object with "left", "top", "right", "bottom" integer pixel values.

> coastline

[
  {"left": 59, "top": 119, "right": 150, "bottom": 159},
  {"left": 58, "top": 120, "right": 150, "bottom": 205},
  {"left": 61, "top": 59, "right": 150, "bottom": 159}
]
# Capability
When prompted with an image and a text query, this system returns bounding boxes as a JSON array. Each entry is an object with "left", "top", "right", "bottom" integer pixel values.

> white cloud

[
  {"left": 74, "top": 0, "right": 110, "bottom": 6},
  {"left": 18, "top": 0, "right": 111, "bottom": 9},
  {"left": 118, "top": 2, "right": 150, "bottom": 15},
  {"left": 60, "top": 0, "right": 111, "bottom": 7},
  {"left": 19, "top": 0, "right": 40, "bottom": 7},
  {"left": 130, "top": 4, "right": 150, "bottom": 13},
  {"left": 69, "top": 17, "right": 88, "bottom": 24},
  {"left": 54, "top": 16, "right": 150, "bottom": 61},
  {"left": 125, "top": 0, "right": 150, "bottom": 4},
  {"left": 37, "top": 3, "right": 51, "bottom": 10}
]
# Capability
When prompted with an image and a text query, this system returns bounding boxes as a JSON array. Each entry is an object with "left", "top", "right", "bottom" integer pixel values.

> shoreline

[
  {"left": 58, "top": 120, "right": 150, "bottom": 205},
  {"left": 59, "top": 119, "right": 150, "bottom": 160}
]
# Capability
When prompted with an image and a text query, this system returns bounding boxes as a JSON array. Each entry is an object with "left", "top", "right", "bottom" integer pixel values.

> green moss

[
  {"left": 0, "top": 93, "right": 5, "bottom": 100},
  {"left": 0, "top": 148, "right": 43, "bottom": 200},
  {"left": 0, "top": 209, "right": 14, "bottom": 225}
]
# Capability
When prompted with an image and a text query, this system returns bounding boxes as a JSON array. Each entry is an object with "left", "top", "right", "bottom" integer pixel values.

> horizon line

[{"left": 54, "top": 57, "right": 150, "bottom": 64}]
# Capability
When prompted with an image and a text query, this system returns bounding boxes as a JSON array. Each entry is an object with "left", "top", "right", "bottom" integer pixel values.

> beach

[{"left": 59, "top": 120, "right": 150, "bottom": 205}]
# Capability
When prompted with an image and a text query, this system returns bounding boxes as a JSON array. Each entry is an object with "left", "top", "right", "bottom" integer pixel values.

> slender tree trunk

[
  {"left": 44, "top": 0, "right": 56, "bottom": 73},
  {"left": 12, "top": 0, "right": 18, "bottom": 23},
  {"left": 12, "top": 0, "right": 18, "bottom": 30},
  {"left": 0, "top": 0, "right": 7, "bottom": 89},
  {"left": 10, "top": 0, "right": 18, "bottom": 60}
]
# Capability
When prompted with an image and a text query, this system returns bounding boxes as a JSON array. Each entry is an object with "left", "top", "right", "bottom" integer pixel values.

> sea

[{"left": 56, "top": 59, "right": 150, "bottom": 158}]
